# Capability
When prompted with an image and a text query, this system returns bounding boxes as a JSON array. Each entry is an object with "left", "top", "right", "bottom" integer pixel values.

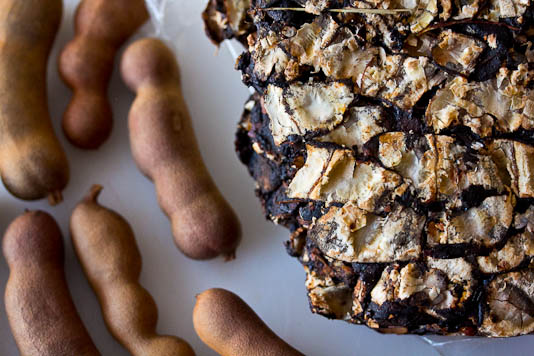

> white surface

[{"left": 0, "top": 1, "right": 533, "bottom": 355}]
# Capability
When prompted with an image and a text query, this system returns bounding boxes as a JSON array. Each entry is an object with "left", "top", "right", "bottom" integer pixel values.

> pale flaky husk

[{"left": 205, "top": 0, "right": 534, "bottom": 337}]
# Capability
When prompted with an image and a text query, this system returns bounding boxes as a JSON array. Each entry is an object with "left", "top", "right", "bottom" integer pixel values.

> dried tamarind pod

[
  {"left": 121, "top": 38, "right": 241, "bottom": 260},
  {"left": 0, "top": 0, "right": 69, "bottom": 204},
  {"left": 3, "top": 211, "right": 100, "bottom": 356},
  {"left": 70, "top": 185, "right": 195, "bottom": 356},
  {"left": 193, "top": 288, "right": 304, "bottom": 356},
  {"left": 59, "top": 0, "right": 148, "bottom": 149}
]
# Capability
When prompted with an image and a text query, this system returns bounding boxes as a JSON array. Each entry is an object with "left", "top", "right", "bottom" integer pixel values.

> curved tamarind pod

[
  {"left": 59, "top": 0, "right": 148, "bottom": 149},
  {"left": 121, "top": 38, "right": 241, "bottom": 260},
  {"left": 193, "top": 288, "right": 305, "bottom": 356},
  {"left": 3, "top": 211, "right": 100, "bottom": 356},
  {"left": 0, "top": 0, "right": 69, "bottom": 204},
  {"left": 70, "top": 185, "right": 195, "bottom": 356}
]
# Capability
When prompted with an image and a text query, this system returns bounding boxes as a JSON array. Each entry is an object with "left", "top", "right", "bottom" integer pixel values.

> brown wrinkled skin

[
  {"left": 121, "top": 38, "right": 242, "bottom": 260},
  {"left": 0, "top": 0, "right": 69, "bottom": 204},
  {"left": 59, "top": 0, "right": 148, "bottom": 149},
  {"left": 3, "top": 211, "right": 100, "bottom": 356},
  {"left": 70, "top": 185, "right": 195, "bottom": 356},
  {"left": 193, "top": 288, "right": 305, "bottom": 356}
]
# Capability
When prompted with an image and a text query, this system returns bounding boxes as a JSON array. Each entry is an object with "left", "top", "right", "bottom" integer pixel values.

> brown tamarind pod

[
  {"left": 0, "top": 0, "right": 69, "bottom": 204},
  {"left": 59, "top": 0, "right": 149, "bottom": 149},
  {"left": 70, "top": 185, "right": 195, "bottom": 356},
  {"left": 121, "top": 38, "right": 242, "bottom": 260},
  {"left": 193, "top": 288, "right": 305, "bottom": 356},
  {"left": 3, "top": 211, "right": 100, "bottom": 356}
]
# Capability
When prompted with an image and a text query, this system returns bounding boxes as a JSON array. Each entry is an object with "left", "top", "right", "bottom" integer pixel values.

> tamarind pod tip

[
  {"left": 47, "top": 190, "right": 63, "bottom": 206},
  {"left": 84, "top": 184, "right": 103, "bottom": 203},
  {"left": 224, "top": 251, "right": 236, "bottom": 262}
]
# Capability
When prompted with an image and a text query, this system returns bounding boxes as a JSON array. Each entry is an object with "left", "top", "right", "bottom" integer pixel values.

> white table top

[{"left": 0, "top": 1, "right": 532, "bottom": 355}]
